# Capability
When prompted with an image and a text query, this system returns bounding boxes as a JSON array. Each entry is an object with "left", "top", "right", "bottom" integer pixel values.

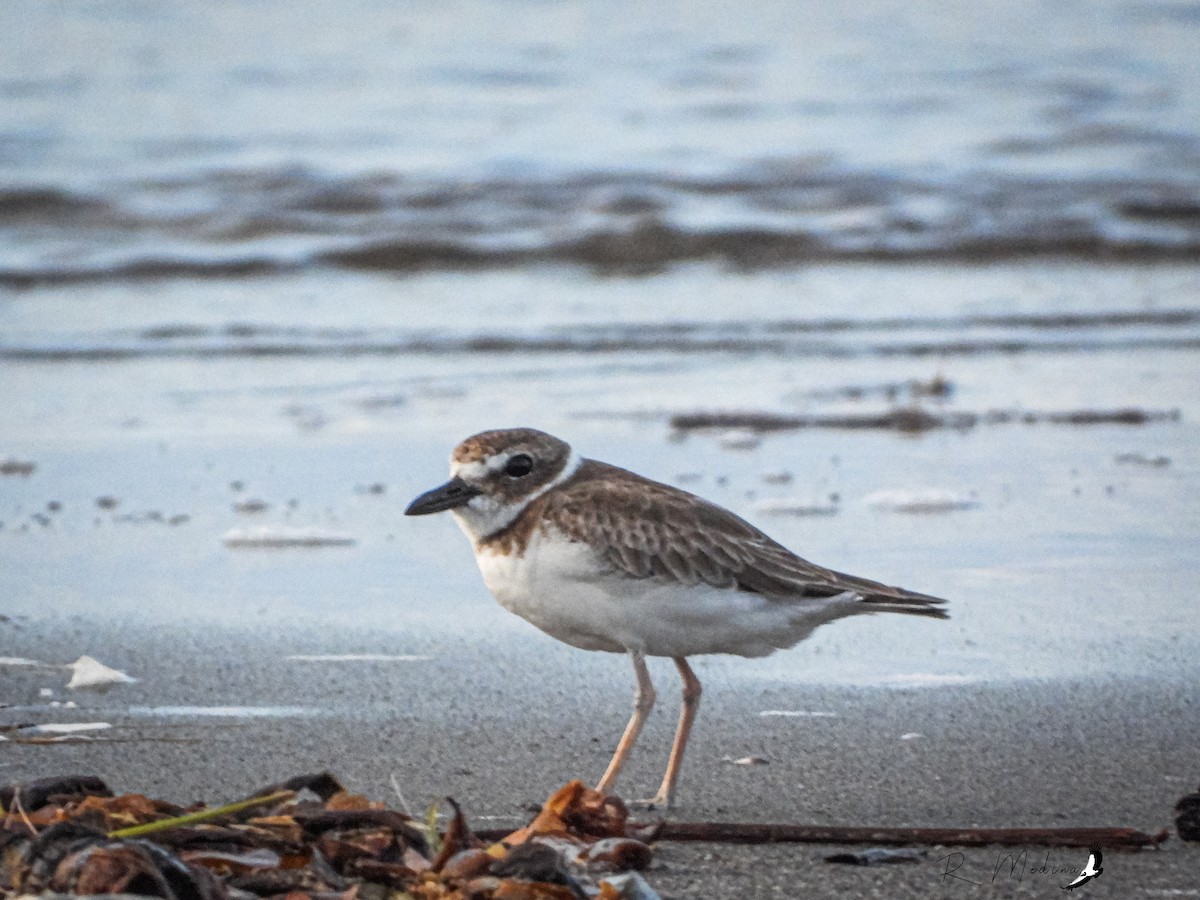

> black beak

[{"left": 404, "top": 477, "right": 482, "bottom": 516}]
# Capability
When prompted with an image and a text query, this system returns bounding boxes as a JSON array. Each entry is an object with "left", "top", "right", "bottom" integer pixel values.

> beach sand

[
  {"left": 3, "top": 261, "right": 1199, "bottom": 897},
  {"left": 3, "top": 617, "right": 1197, "bottom": 897}
]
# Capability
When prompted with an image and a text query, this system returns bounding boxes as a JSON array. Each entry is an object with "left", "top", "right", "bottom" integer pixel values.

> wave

[
  {"left": 2, "top": 165, "right": 1199, "bottom": 285},
  {"left": 4, "top": 308, "right": 1197, "bottom": 362}
]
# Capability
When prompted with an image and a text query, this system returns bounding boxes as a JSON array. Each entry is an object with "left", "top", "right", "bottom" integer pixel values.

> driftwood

[
  {"left": 648, "top": 822, "right": 1167, "bottom": 850},
  {"left": 476, "top": 821, "right": 1168, "bottom": 850}
]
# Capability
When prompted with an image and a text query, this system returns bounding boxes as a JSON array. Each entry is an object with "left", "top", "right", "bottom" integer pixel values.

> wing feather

[{"left": 541, "top": 460, "right": 946, "bottom": 616}]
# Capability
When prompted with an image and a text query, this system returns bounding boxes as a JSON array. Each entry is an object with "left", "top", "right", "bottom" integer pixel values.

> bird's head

[{"left": 405, "top": 427, "right": 579, "bottom": 540}]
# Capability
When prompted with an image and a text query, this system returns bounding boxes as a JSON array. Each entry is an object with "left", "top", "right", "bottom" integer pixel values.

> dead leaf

[
  {"left": 325, "top": 792, "right": 382, "bottom": 812},
  {"left": 491, "top": 880, "right": 578, "bottom": 900},
  {"left": 501, "top": 781, "right": 628, "bottom": 847}
]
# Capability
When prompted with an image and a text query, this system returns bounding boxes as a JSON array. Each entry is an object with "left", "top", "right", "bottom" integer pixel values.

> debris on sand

[
  {"left": 1114, "top": 452, "right": 1171, "bottom": 467},
  {"left": 752, "top": 497, "right": 839, "bottom": 517},
  {"left": 673, "top": 408, "right": 951, "bottom": 434},
  {"left": 759, "top": 710, "right": 838, "bottom": 718},
  {"left": 717, "top": 429, "right": 760, "bottom": 450},
  {"left": 1176, "top": 786, "right": 1200, "bottom": 842},
  {"left": 760, "top": 470, "right": 793, "bottom": 485},
  {"left": 0, "top": 771, "right": 1173, "bottom": 900},
  {"left": 0, "top": 656, "right": 43, "bottom": 667},
  {"left": 671, "top": 405, "right": 1180, "bottom": 435},
  {"left": 0, "top": 458, "right": 36, "bottom": 477},
  {"left": 65, "top": 655, "right": 137, "bottom": 690},
  {"left": 643, "top": 821, "right": 1166, "bottom": 849},
  {"left": 788, "top": 375, "right": 954, "bottom": 404},
  {"left": 222, "top": 527, "right": 356, "bottom": 548},
  {"left": 723, "top": 756, "right": 770, "bottom": 766},
  {"left": 0, "top": 774, "right": 661, "bottom": 900},
  {"left": 864, "top": 489, "right": 980, "bottom": 514},
  {"left": 1, "top": 722, "right": 113, "bottom": 744}
]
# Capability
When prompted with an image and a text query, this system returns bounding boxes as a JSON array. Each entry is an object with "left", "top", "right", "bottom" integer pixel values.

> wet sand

[
  {"left": 3, "top": 260, "right": 1199, "bottom": 896},
  {"left": 3, "top": 617, "right": 1198, "bottom": 897}
]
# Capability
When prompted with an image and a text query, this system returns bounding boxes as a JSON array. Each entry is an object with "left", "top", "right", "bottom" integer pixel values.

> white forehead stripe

[{"left": 451, "top": 458, "right": 490, "bottom": 480}]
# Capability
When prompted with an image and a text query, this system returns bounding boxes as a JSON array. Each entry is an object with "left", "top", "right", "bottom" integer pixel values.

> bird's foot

[{"left": 629, "top": 793, "right": 674, "bottom": 812}]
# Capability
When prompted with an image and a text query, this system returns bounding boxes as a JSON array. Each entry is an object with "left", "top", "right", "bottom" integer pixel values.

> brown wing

[{"left": 539, "top": 460, "right": 947, "bottom": 616}]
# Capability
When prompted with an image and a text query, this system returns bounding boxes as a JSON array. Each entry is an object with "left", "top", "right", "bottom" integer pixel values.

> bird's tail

[{"left": 858, "top": 585, "right": 949, "bottom": 619}]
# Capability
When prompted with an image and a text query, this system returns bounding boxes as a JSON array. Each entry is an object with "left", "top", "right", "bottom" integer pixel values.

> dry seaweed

[
  {"left": 0, "top": 771, "right": 1172, "bottom": 900},
  {"left": 670, "top": 405, "right": 1181, "bottom": 435},
  {"left": 0, "top": 775, "right": 657, "bottom": 900}
]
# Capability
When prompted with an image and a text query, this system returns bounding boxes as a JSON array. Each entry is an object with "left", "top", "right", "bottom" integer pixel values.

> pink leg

[
  {"left": 595, "top": 651, "right": 655, "bottom": 795},
  {"left": 650, "top": 657, "right": 702, "bottom": 808}
]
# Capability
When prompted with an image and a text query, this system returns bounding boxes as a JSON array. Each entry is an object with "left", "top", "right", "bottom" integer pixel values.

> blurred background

[{"left": 2, "top": 0, "right": 1199, "bottom": 686}]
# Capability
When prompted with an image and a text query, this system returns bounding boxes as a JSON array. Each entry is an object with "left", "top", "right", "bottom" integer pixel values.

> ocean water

[
  {"left": 2, "top": 0, "right": 1199, "bottom": 284},
  {"left": 1, "top": 1, "right": 1198, "bottom": 688}
]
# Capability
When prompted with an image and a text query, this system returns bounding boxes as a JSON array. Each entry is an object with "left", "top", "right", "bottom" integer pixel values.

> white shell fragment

[
  {"left": 864, "top": 488, "right": 979, "bottom": 513},
  {"left": 223, "top": 526, "right": 356, "bottom": 548},
  {"left": 718, "top": 429, "right": 761, "bottom": 450},
  {"left": 65, "top": 655, "right": 137, "bottom": 690},
  {"left": 752, "top": 497, "right": 839, "bottom": 516},
  {"left": 759, "top": 710, "right": 838, "bottom": 718},
  {"left": 23, "top": 722, "right": 113, "bottom": 735}
]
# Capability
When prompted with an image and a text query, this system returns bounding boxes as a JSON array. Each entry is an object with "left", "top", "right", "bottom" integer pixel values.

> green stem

[{"left": 109, "top": 790, "right": 294, "bottom": 838}]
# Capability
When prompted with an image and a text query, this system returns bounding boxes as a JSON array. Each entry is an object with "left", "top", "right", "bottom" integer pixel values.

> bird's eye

[{"left": 505, "top": 454, "right": 534, "bottom": 478}]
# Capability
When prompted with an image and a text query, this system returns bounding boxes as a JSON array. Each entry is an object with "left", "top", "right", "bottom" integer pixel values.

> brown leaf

[
  {"left": 55, "top": 793, "right": 185, "bottom": 832},
  {"left": 0, "top": 776, "right": 112, "bottom": 813},
  {"left": 491, "top": 880, "right": 577, "bottom": 900},
  {"left": 341, "top": 857, "right": 420, "bottom": 888},
  {"left": 315, "top": 830, "right": 393, "bottom": 866},
  {"left": 56, "top": 844, "right": 160, "bottom": 895},
  {"left": 325, "top": 792, "right": 382, "bottom": 812},
  {"left": 249, "top": 814, "right": 303, "bottom": 828},
  {"left": 431, "top": 798, "right": 473, "bottom": 872},
  {"left": 239, "top": 819, "right": 306, "bottom": 846},
  {"left": 580, "top": 837, "right": 653, "bottom": 872},
  {"left": 500, "top": 782, "right": 628, "bottom": 847}
]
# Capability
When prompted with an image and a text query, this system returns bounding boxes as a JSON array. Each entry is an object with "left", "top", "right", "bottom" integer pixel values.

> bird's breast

[{"left": 472, "top": 529, "right": 627, "bottom": 652}]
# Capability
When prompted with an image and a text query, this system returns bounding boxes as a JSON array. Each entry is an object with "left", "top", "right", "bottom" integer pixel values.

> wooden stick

[
  {"left": 644, "top": 822, "right": 1169, "bottom": 850},
  {"left": 472, "top": 821, "right": 1166, "bottom": 850}
]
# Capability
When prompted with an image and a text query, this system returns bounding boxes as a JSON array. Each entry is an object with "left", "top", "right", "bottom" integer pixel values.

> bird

[
  {"left": 405, "top": 427, "right": 947, "bottom": 807},
  {"left": 1062, "top": 849, "right": 1103, "bottom": 891}
]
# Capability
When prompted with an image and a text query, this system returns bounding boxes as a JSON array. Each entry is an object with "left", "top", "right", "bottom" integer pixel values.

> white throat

[{"left": 451, "top": 449, "right": 582, "bottom": 543}]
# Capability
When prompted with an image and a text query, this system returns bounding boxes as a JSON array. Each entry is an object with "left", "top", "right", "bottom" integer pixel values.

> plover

[{"left": 406, "top": 427, "right": 947, "bottom": 807}]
